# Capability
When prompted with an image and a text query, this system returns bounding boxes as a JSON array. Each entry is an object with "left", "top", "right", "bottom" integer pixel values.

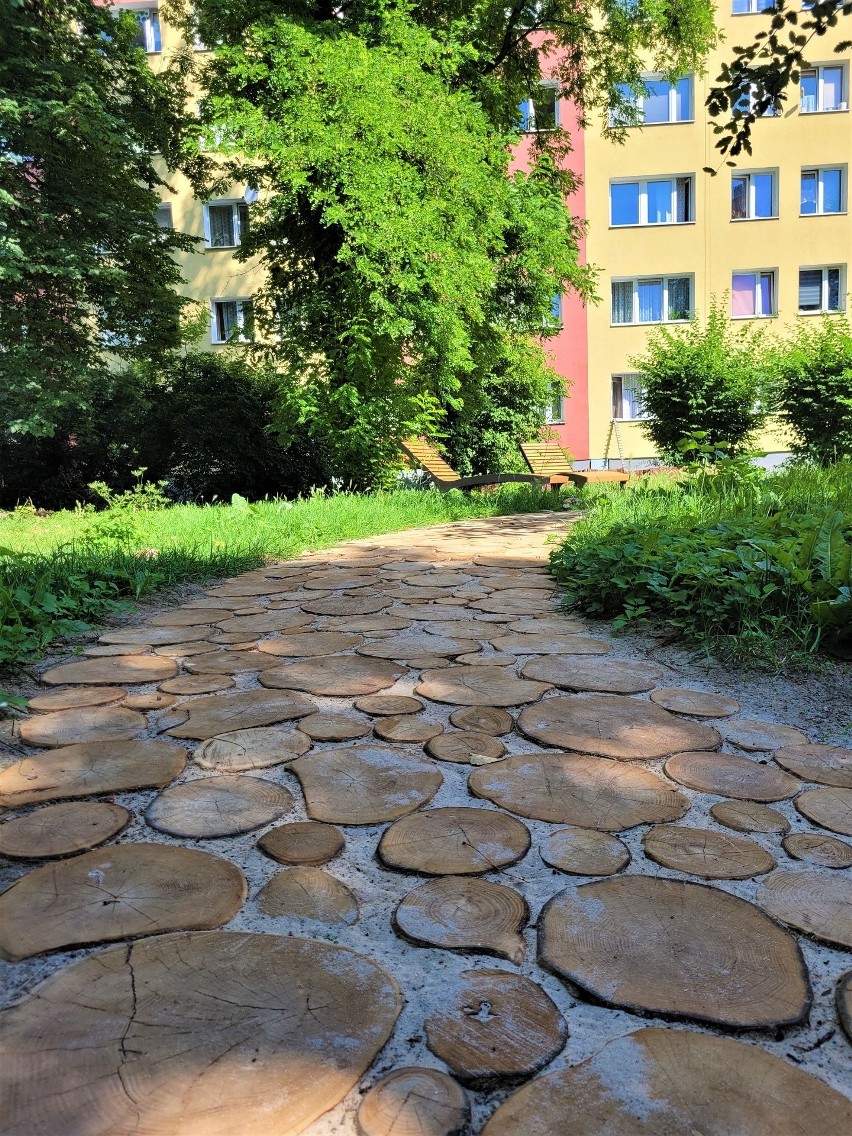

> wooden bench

[
  {"left": 401, "top": 438, "right": 545, "bottom": 491},
  {"left": 520, "top": 441, "right": 629, "bottom": 489}
]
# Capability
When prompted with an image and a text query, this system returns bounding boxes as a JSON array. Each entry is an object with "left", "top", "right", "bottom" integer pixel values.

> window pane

[
  {"left": 533, "top": 86, "right": 557, "bottom": 131},
  {"left": 759, "top": 272, "right": 774, "bottom": 315},
  {"left": 237, "top": 203, "right": 250, "bottom": 237},
  {"left": 547, "top": 382, "right": 565, "bottom": 422},
  {"left": 823, "top": 169, "right": 842, "bottom": 213},
  {"left": 732, "top": 177, "right": 748, "bottom": 219},
  {"left": 732, "top": 273, "right": 756, "bottom": 316},
  {"left": 240, "top": 301, "right": 255, "bottom": 340},
  {"left": 801, "top": 171, "right": 818, "bottom": 214},
  {"left": 732, "top": 0, "right": 751, "bottom": 11},
  {"left": 752, "top": 173, "right": 774, "bottom": 217},
  {"left": 799, "top": 269, "right": 823, "bottom": 311},
  {"left": 667, "top": 277, "right": 691, "bottom": 320},
  {"left": 822, "top": 67, "right": 843, "bottom": 111},
  {"left": 208, "top": 205, "right": 235, "bottom": 247},
  {"left": 612, "top": 281, "right": 633, "bottom": 324},
  {"left": 828, "top": 268, "right": 841, "bottom": 311},
  {"left": 801, "top": 71, "right": 817, "bottom": 113},
  {"left": 610, "top": 84, "right": 636, "bottom": 127},
  {"left": 676, "top": 177, "right": 692, "bottom": 222},
  {"left": 622, "top": 375, "right": 646, "bottom": 419},
  {"left": 637, "top": 279, "right": 663, "bottom": 322},
  {"left": 611, "top": 182, "right": 640, "bottom": 225},
  {"left": 643, "top": 81, "right": 670, "bottom": 124},
  {"left": 674, "top": 77, "right": 692, "bottom": 121},
  {"left": 215, "top": 301, "right": 238, "bottom": 341},
  {"left": 647, "top": 180, "right": 674, "bottom": 223},
  {"left": 611, "top": 376, "right": 624, "bottom": 419},
  {"left": 154, "top": 203, "right": 172, "bottom": 228}
]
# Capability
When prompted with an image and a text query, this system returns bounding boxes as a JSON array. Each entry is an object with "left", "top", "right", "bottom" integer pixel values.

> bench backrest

[
  {"left": 401, "top": 438, "right": 460, "bottom": 482},
  {"left": 520, "top": 441, "right": 572, "bottom": 476}
]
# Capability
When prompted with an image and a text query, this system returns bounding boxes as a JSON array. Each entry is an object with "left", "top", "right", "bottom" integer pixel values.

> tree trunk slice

[
  {"left": 0, "top": 739, "right": 186, "bottom": 808},
  {"left": 355, "top": 694, "right": 424, "bottom": 716},
  {"left": 0, "top": 844, "right": 247, "bottom": 961},
  {"left": 0, "top": 801, "right": 130, "bottom": 859},
  {"left": 664, "top": 750, "right": 801, "bottom": 801},
  {"left": 357, "top": 1067, "right": 469, "bottom": 1136},
  {"left": 540, "top": 826, "right": 630, "bottom": 876},
  {"left": 145, "top": 774, "right": 293, "bottom": 838},
  {"left": 387, "top": 586, "right": 458, "bottom": 601},
  {"left": 258, "top": 821, "right": 345, "bottom": 866},
  {"left": 333, "top": 615, "right": 412, "bottom": 633},
  {"left": 416, "top": 666, "right": 551, "bottom": 708},
  {"left": 424, "top": 969, "right": 567, "bottom": 1089},
  {"left": 155, "top": 639, "right": 221, "bottom": 658},
  {"left": 723, "top": 718, "right": 809, "bottom": 752},
  {"left": 774, "top": 743, "right": 852, "bottom": 788},
  {"left": 838, "top": 971, "right": 852, "bottom": 1044},
  {"left": 41, "top": 655, "right": 178, "bottom": 686},
  {"left": 783, "top": 832, "right": 852, "bottom": 869},
  {"left": 649, "top": 688, "right": 740, "bottom": 717},
  {"left": 643, "top": 825, "right": 776, "bottom": 879},
  {"left": 260, "top": 656, "right": 409, "bottom": 697},
  {"left": 519, "top": 658, "right": 663, "bottom": 694},
  {"left": 257, "top": 866, "right": 359, "bottom": 925},
  {"left": 756, "top": 869, "right": 852, "bottom": 948},
  {"left": 710, "top": 800, "right": 791, "bottom": 833},
  {"left": 423, "top": 619, "right": 497, "bottom": 638},
  {"left": 539, "top": 876, "right": 809, "bottom": 1028},
  {"left": 470, "top": 752, "right": 689, "bottom": 829},
  {"left": 405, "top": 656, "right": 459, "bottom": 671},
  {"left": 303, "top": 571, "right": 381, "bottom": 590},
  {"left": 0, "top": 930, "right": 402, "bottom": 1135},
  {"left": 27, "top": 686, "right": 128, "bottom": 712},
  {"left": 147, "top": 608, "right": 224, "bottom": 627},
  {"left": 99, "top": 625, "right": 210, "bottom": 646},
  {"left": 469, "top": 595, "right": 557, "bottom": 616},
  {"left": 394, "top": 876, "right": 528, "bottom": 963},
  {"left": 456, "top": 652, "right": 516, "bottom": 666},
  {"left": 159, "top": 674, "right": 235, "bottom": 695},
  {"left": 480, "top": 1027, "right": 852, "bottom": 1136},
  {"left": 517, "top": 694, "right": 720, "bottom": 760},
  {"left": 291, "top": 745, "right": 442, "bottom": 825},
  {"left": 298, "top": 711, "right": 372, "bottom": 741},
  {"left": 124, "top": 692, "right": 175, "bottom": 711},
  {"left": 85, "top": 641, "right": 155, "bottom": 656},
  {"left": 373, "top": 716, "right": 445, "bottom": 744},
  {"left": 209, "top": 634, "right": 264, "bottom": 646},
  {"left": 301, "top": 595, "right": 392, "bottom": 616},
  {"left": 379, "top": 807, "right": 530, "bottom": 876},
  {"left": 490, "top": 633, "right": 610, "bottom": 655},
  {"left": 194, "top": 726, "right": 310, "bottom": 771},
  {"left": 426, "top": 732, "right": 506, "bottom": 764},
  {"left": 795, "top": 787, "right": 852, "bottom": 836},
  {"left": 210, "top": 579, "right": 313, "bottom": 596},
  {"left": 396, "top": 605, "right": 472, "bottom": 622},
  {"left": 184, "top": 650, "right": 272, "bottom": 674},
  {"left": 357, "top": 633, "right": 479, "bottom": 660},
  {"left": 418, "top": 571, "right": 472, "bottom": 587},
  {"left": 507, "top": 617, "right": 590, "bottom": 634},
  {"left": 449, "top": 706, "right": 513, "bottom": 736},
  {"left": 18, "top": 705, "right": 146, "bottom": 748},
  {"left": 164, "top": 689, "right": 315, "bottom": 739},
  {"left": 258, "top": 632, "right": 364, "bottom": 657},
  {"left": 214, "top": 612, "right": 314, "bottom": 637}
]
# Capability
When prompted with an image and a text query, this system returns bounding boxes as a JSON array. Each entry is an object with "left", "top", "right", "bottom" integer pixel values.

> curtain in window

[
  {"left": 798, "top": 270, "right": 822, "bottom": 311},
  {"left": 215, "top": 301, "right": 238, "bottom": 342},
  {"left": 647, "top": 180, "right": 673, "bottom": 224},
  {"left": 622, "top": 375, "right": 646, "bottom": 419},
  {"left": 667, "top": 277, "right": 690, "bottom": 320},
  {"left": 823, "top": 169, "right": 842, "bottom": 213},
  {"left": 611, "top": 377, "right": 623, "bottom": 419},
  {"left": 823, "top": 68, "right": 843, "bottom": 110},
  {"left": 732, "top": 274, "right": 756, "bottom": 317},
  {"left": 637, "top": 280, "right": 662, "bottom": 323},
  {"left": 676, "top": 177, "right": 691, "bottom": 222},
  {"left": 612, "top": 282, "right": 633, "bottom": 324},
  {"left": 208, "top": 206, "right": 235, "bottom": 247}
]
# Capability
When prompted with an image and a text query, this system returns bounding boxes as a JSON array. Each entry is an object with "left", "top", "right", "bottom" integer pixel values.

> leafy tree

[{"left": 0, "top": 0, "right": 205, "bottom": 437}]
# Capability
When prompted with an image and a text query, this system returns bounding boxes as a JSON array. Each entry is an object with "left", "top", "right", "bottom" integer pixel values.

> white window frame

[
  {"left": 730, "top": 169, "right": 778, "bottom": 221},
  {"left": 609, "top": 175, "right": 694, "bottom": 227},
  {"left": 211, "top": 299, "right": 253, "bottom": 344},
  {"left": 628, "top": 74, "right": 694, "bottom": 126},
  {"left": 800, "top": 166, "right": 846, "bottom": 215},
  {"left": 731, "top": 270, "right": 777, "bottom": 319},
  {"left": 203, "top": 201, "right": 249, "bottom": 249},
  {"left": 521, "top": 82, "right": 559, "bottom": 133},
  {"left": 800, "top": 64, "right": 847, "bottom": 114},
  {"left": 731, "top": 0, "right": 775, "bottom": 11},
  {"left": 611, "top": 374, "right": 648, "bottom": 422},
  {"left": 544, "top": 381, "right": 566, "bottom": 424},
  {"left": 118, "top": 5, "right": 161, "bottom": 54},
  {"left": 611, "top": 275, "right": 693, "bottom": 326},
  {"left": 798, "top": 265, "right": 845, "bottom": 314}
]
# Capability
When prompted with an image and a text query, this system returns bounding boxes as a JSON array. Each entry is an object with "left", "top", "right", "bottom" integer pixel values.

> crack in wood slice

[
  {"left": 664, "top": 750, "right": 801, "bottom": 801},
  {"left": 357, "top": 1067, "right": 469, "bottom": 1136},
  {"left": 354, "top": 694, "right": 424, "bottom": 716},
  {"left": 373, "top": 716, "right": 445, "bottom": 744},
  {"left": 774, "top": 744, "right": 852, "bottom": 788},
  {"left": 0, "top": 739, "right": 187, "bottom": 807},
  {"left": 756, "top": 869, "right": 852, "bottom": 948},
  {"left": 99, "top": 625, "right": 210, "bottom": 646},
  {"left": 838, "top": 971, "right": 852, "bottom": 1044},
  {"left": 540, "top": 826, "right": 630, "bottom": 876},
  {"left": 258, "top": 821, "right": 345, "bottom": 866},
  {"left": 27, "top": 687, "right": 129, "bottom": 712},
  {"left": 18, "top": 705, "right": 146, "bottom": 748},
  {"left": 292, "top": 745, "right": 442, "bottom": 825},
  {"left": 145, "top": 774, "right": 293, "bottom": 838},
  {"left": 258, "top": 632, "right": 365, "bottom": 657},
  {"left": 519, "top": 658, "right": 663, "bottom": 693},
  {"left": 257, "top": 866, "right": 359, "bottom": 924},
  {"left": 184, "top": 650, "right": 272, "bottom": 674},
  {"left": 193, "top": 726, "right": 311, "bottom": 771},
  {"left": 416, "top": 667, "right": 551, "bottom": 708},
  {"left": 649, "top": 688, "right": 740, "bottom": 717},
  {"left": 0, "top": 801, "right": 130, "bottom": 859},
  {"left": 643, "top": 824, "right": 776, "bottom": 879},
  {"left": 147, "top": 608, "right": 225, "bottom": 627},
  {"left": 297, "top": 711, "right": 372, "bottom": 741},
  {"left": 710, "top": 800, "right": 791, "bottom": 833},
  {"left": 480, "top": 1027, "right": 852, "bottom": 1136},
  {"left": 540, "top": 875, "right": 810, "bottom": 1028},
  {"left": 424, "top": 969, "right": 567, "bottom": 1089},
  {"left": 394, "top": 876, "right": 529, "bottom": 963},
  {"left": 0, "top": 931, "right": 403, "bottom": 1135},
  {"left": 301, "top": 595, "right": 392, "bottom": 616},
  {"left": 517, "top": 694, "right": 720, "bottom": 760},
  {"left": 723, "top": 718, "right": 809, "bottom": 752},
  {"left": 259, "top": 655, "right": 409, "bottom": 697},
  {"left": 795, "top": 786, "right": 852, "bottom": 836},
  {"left": 164, "top": 689, "right": 315, "bottom": 739},
  {"left": 213, "top": 612, "right": 314, "bottom": 637},
  {"left": 159, "top": 674, "right": 235, "bottom": 695},
  {"left": 449, "top": 707, "right": 513, "bottom": 736},
  {"left": 490, "top": 633, "right": 610, "bottom": 655},
  {"left": 41, "top": 655, "right": 178, "bottom": 686},
  {"left": 470, "top": 751, "right": 689, "bottom": 830},
  {"left": 379, "top": 807, "right": 530, "bottom": 875},
  {"left": 426, "top": 732, "right": 506, "bottom": 764},
  {"left": 0, "top": 844, "right": 247, "bottom": 960},
  {"left": 783, "top": 832, "right": 852, "bottom": 869},
  {"left": 357, "top": 633, "right": 480, "bottom": 661}
]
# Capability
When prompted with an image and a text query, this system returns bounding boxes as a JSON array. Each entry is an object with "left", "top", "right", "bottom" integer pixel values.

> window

[
  {"left": 520, "top": 84, "right": 558, "bottom": 132},
  {"left": 204, "top": 201, "right": 249, "bottom": 248},
  {"left": 801, "top": 167, "right": 844, "bottom": 214},
  {"left": 612, "top": 375, "right": 647, "bottom": 420},
  {"left": 800, "top": 66, "right": 846, "bottom": 113},
  {"left": 611, "top": 276, "right": 692, "bottom": 324},
  {"left": 614, "top": 75, "right": 692, "bottom": 125},
  {"left": 799, "top": 266, "right": 844, "bottom": 313},
  {"left": 212, "top": 299, "right": 254, "bottom": 343},
  {"left": 545, "top": 381, "right": 566, "bottom": 424},
  {"left": 731, "top": 171, "right": 776, "bottom": 219},
  {"left": 154, "top": 203, "right": 173, "bottom": 228},
  {"left": 546, "top": 294, "right": 563, "bottom": 328},
  {"left": 731, "top": 271, "right": 776, "bottom": 317},
  {"left": 127, "top": 7, "right": 161, "bottom": 53},
  {"left": 610, "top": 176, "right": 693, "bottom": 226},
  {"left": 733, "top": 80, "right": 782, "bottom": 116},
  {"left": 732, "top": 0, "right": 774, "bottom": 11}
]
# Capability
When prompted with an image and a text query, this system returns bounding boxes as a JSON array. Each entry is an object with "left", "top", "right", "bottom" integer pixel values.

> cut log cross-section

[
  {"left": 257, "top": 867, "right": 359, "bottom": 925},
  {"left": 394, "top": 876, "right": 529, "bottom": 963},
  {"left": 292, "top": 745, "right": 442, "bottom": 824},
  {"left": 0, "top": 801, "right": 130, "bottom": 860},
  {"left": 146, "top": 775, "right": 294, "bottom": 838},
  {"left": 357, "top": 1068, "right": 469, "bottom": 1136},
  {"left": 379, "top": 807, "right": 530, "bottom": 875}
]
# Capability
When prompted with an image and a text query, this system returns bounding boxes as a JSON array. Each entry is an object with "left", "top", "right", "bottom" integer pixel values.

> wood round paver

[
  {"left": 355, "top": 694, "right": 424, "bottom": 716},
  {"left": 756, "top": 869, "right": 852, "bottom": 948},
  {"left": 710, "top": 800, "right": 791, "bottom": 833},
  {"left": 397, "top": 605, "right": 471, "bottom": 622},
  {"left": 490, "top": 633, "right": 610, "bottom": 655},
  {"left": 257, "top": 866, "right": 359, "bottom": 925},
  {"left": 379, "top": 807, "right": 530, "bottom": 875},
  {"left": 85, "top": 641, "right": 154, "bottom": 656},
  {"left": 260, "top": 656, "right": 408, "bottom": 697},
  {"left": 795, "top": 786, "right": 852, "bottom": 836},
  {"left": 291, "top": 745, "right": 442, "bottom": 825},
  {"left": 334, "top": 615, "right": 412, "bottom": 632},
  {"left": 0, "top": 844, "right": 247, "bottom": 960},
  {"left": 449, "top": 706, "right": 513, "bottom": 736},
  {"left": 194, "top": 727, "right": 311, "bottom": 771},
  {"left": 358, "top": 633, "right": 479, "bottom": 661},
  {"left": 214, "top": 612, "right": 314, "bottom": 637},
  {"left": 258, "top": 821, "right": 345, "bottom": 866},
  {"left": 298, "top": 711, "right": 372, "bottom": 741},
  {"left": 724, "top": 718, "right": 809, "bottom": 752},
  {"left": 838, "top": 972, "right": 852, "bottom": 1044},
  {"left": 416, "top": 666, "right": 551, "bottom": 708},
  {"left": 164, "top": 688, "right": 315, "bottom": 739},
  {"left": 423, "top": 619, "right": 493, "bottom": 639},
  {"left": 520, "top": 657, "right": 662, "bottom": 693},
  {"left": 470, "top": 751, "right": 689, "bottom": 830},
  {"left": 643, "top": 825, "right": 776, "bottom": 879},
  {"left": 406, "top": 656, "right": 457, "bottom": 671},
  {"left": 0, "top": 739, "right": 187, "bottom": 807},
  {"left": 146, "top": 774, "right": 294, "bottom": 838},
  {"left": 302, "top": 595, "right": 391, "bottom": 616},
  {"left": 783, "top": 832, "right": 852, "bottom": 869},
  {"left": 774, "top": 743, "right": 852, "bottom": 788},
  {"left": 258, "top": 632, "right": 364, "bottom": 657},
  {"left": 27, "top": 686, "right": 128, "bottom": 712},
  {"left": 426, "top": 731, "right": 506, "bottom": 764},
  {"left": 540, "top": 826, "right": 630, "bottom": 876},
  {"left": 456, "top": 652, "right": 515, "bottom": 666},
  {"left": 394, "top": 876, "right": 528, "bottom": 963},
  {"left": 124, "top": 692, "right": 175, "bottom": 711},
  {"left": 517, "top": 694, "right": 720, "bottom": 760},
  {"left": 99, "top": 625, "right": 209, "bottom": 646},
  {"left": 470, "top": 594, "right": 557, "bottom": 616},
  {"left": 40, "top": 654, "right": 177, "bottom": 686},
  {"left": 539, "top": 876, "right": 809, "bottom": 1028},
  {"left": 18, "top": 705, "right": 146, "bottom": 748},
  {"left": 664, "top": 750, "right": 800, "bottom": 801},
  {"left": 0, "top": 801, "right": 130, "bottom": 859},
  {"left": 147, "top": 608, "right": 224, "bottom": 627},
  {"left": 184, "top": 650, "right": 271, "bottom": 674},
  {"left": 373, "top": 716, "right": 445, "bottom": 744},
  {"left": 424, "top": 969, "right": 567, "bottom": 1088},
  {"left": 357, "top": 1067, "right": 469, "bottom": 1136},
  {"left": 480, "top": 1027, "right": 852, "bottom": 1136},
  {"left": 155, "top": 639, "right": 220, "bottom": 658},
  {"left": 159, "top": 674, "right": 235, "bottom": 695},
  {"left": 304, "top": 571, "right": 381, "bottom": 590},
  {"left": 650, "top": 688, "right": 740, "bottom": 717},
  {"left": 0, "top": 931, "right": 403, "bottom": 1135},
  {"left": 507, "top": 617, "right": 589, "bottom": 635}
]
